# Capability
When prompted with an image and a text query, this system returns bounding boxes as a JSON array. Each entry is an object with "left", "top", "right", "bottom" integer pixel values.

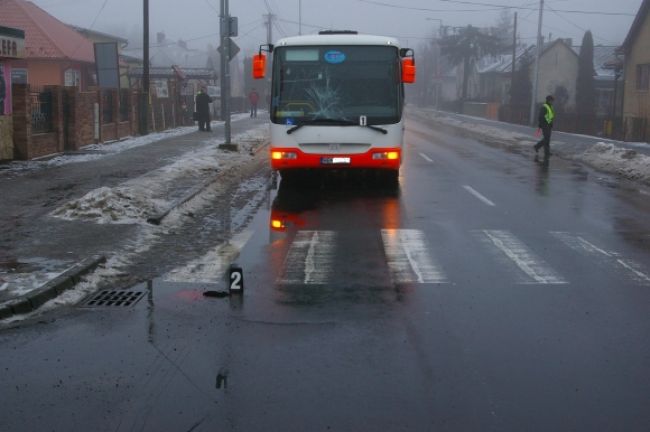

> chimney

[{"left": 157, "top": 32, "right": 165, "bottom": 44}]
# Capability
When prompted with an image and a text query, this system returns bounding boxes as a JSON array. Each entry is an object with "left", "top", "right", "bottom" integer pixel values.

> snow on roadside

[
  {"left": 582, "top": 142, "right": 650, "bottom": 184},
  {"left": 421, "top": 111, "right": 650, "bottom": 185},
  {"left": 426, "top": 112, "right": 534, "bottom": 145},
  {"left": 3, "top": 171, "right": 269, "bottom": 323},
  {"left": 51, "top": 124, "right": 269, "bottom": 224},
  {"left": 1, "top": 122, "right": 271, "bottom": 324}
]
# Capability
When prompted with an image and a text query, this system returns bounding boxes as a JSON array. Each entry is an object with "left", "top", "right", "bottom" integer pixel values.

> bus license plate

[{"left": 322, "top": 157, "right": 351, "bottom": 165}]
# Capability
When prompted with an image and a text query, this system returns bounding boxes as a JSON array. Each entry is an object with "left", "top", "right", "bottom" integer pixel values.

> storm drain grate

[{"left": 82, "top": 290, "right": 145, "bottom": 308}]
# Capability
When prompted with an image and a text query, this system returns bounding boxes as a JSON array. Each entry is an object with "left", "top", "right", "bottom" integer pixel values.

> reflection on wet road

[{"left": 2, "top": 116, "right": 650, "bottom": 431}]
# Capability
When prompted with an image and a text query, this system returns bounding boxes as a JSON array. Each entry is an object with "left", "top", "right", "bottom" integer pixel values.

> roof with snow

[
  {"left": 0, "top": 0, "right": 95, "bottom": 63},
  {"left": 69, "top": 25, "right": 128, "bottom": 45},
  {"left": 476, "top": 46, "right": 536, "bottom": 74}
]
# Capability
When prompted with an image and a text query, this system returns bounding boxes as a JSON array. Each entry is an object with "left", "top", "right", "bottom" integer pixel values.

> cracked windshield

[
  {"left": 1, "top": 0, "right": 649, "bottom": 431},
  {"left": 272, "top": 45, "right": 400, "bottom": 124}
]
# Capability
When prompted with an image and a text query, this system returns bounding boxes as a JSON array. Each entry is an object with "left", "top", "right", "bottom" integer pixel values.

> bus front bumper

[{"left": 270, "top": 148, "right": 401, "bottom": 170}]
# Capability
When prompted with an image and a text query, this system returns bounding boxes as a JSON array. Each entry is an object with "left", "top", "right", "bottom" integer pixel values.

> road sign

[
  {"left": 220, "top": 16, "right": 238, "bottom": 37},
  {"left": 217, "top": 37, "right": 240, "bottom": 62}
]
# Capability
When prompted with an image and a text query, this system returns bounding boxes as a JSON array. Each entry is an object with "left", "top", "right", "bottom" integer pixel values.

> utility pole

[
  {"left": 219, "top": 0, "right": 232, "bottom": 145},
  {"left": 223, "top": 0, "right": 231, "bottom": 144},
  {"left": 510, "top": 12, "right": 517, "bottom": 105},
  {"left": 264, "top": 13, "right": 275, "bottom": 45},
  {"left": 298, "top": 0, "right": 302, "bottom": 35},
  {"left": 530, "top": 0, "right": 544, "bottom": 126},
  {"left": 140, "top": 0, "right": 149, "bottom": 135}
]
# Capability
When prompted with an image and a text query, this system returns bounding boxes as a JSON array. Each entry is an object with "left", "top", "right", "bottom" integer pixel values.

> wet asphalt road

[{"left": 1, "top": 116, "right": 650, "bottom": 431}]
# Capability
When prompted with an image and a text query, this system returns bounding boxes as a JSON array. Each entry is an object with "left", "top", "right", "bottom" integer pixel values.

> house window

[
  {"left": 64, "top": 69, "right": 80, "bottom": 87},
  {"left": 636, "top": 64, "right": 650, "bottom": 91}
]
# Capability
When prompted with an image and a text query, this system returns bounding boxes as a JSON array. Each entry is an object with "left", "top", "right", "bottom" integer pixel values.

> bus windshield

[{"left": 271, "top": 45, "right": 402, "bottom": 125}]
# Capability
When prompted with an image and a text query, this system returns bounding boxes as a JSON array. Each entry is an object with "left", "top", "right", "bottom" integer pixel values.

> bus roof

[{"left": 275, "top": 33, "right": 401, "bottom": 48}]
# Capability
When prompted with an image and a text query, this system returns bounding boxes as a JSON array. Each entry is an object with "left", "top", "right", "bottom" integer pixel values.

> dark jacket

[
  {"left": 195, "top": 92, "right": 213, "bottom": 116},
  {"left": 538, "top": 104, "right": 554, "bottom": 129}
]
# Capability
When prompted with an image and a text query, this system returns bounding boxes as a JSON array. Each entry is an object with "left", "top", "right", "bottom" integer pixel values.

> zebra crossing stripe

[
  {"left": 482, "top": 230, "right": 567, "bottom": 284},
  {"left": 551, "top": 232, "right": 650, "bottom": 284},
  {"left": 278, "top": 231, "right": 337, "bottom": 284},
  {"left": 381, "top": 229, "right": 447, "bottom": 284}
]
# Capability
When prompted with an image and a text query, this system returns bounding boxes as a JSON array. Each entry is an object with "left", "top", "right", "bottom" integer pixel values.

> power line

[
  {"left": 355, "top": 0, "right": 509, "bottom": 13},
  {"left": 276, "top": 17, "right": 327, "bottom": 30},
  {"left": 354, "top": 0, "right": 635, "bottom": 16},
  {"left": 87, "top": 0, "right": 110, "bottom": 30},
  {"left": 69, "top": 0, "right": 110, "bottom": 58},
  {"left": 203, "top": 0, "right": 220, "bottom": 14},
  {"left": 547, "top": 5, "right": 617, "bottom": 44}
]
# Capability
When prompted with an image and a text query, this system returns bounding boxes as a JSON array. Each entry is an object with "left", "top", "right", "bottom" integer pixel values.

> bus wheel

[
  {"left": 383, "top": 170, "right": 399, "bottom": 186},
  {"left": 280, "top": 170, "right": 298, "bottom": 185}
]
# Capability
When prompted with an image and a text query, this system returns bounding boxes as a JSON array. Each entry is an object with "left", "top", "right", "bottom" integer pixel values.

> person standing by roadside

[
  {"left": 534, "top": 95, "right": 555, "bottom": 160},
  {"left": 195, "top": 87, "right": 213, "bottom": 131},
  {"left": 248, "top": 88, "right": 259, "bottom": 118}
]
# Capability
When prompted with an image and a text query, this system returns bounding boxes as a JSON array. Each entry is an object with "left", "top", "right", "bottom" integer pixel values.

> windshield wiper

[
  {"left": 286, "top": 124, "right": 304, "bottom": 134},
  {"left": 286, "top": 118, "right": 387, "bottom": 135}
]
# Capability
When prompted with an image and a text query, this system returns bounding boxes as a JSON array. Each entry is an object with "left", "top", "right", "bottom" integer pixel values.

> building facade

[
  {"left": 621, "top": 0, "right": 650, "bottom": 142},
  {"left": 0, "top": 0, "right": 96, "bottom": 90},
  {"left": 0, "top": 24, "right": 25, "bottom": 160}
]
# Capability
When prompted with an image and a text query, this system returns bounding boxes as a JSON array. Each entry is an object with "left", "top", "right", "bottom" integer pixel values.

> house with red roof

[{"left": 0, "top": 0, "right": 96, "bottom": 90}]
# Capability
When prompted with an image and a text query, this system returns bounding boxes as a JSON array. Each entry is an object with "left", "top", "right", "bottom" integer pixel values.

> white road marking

[
  {"left": 463, "top": 185, "right": 496, "bottom": 207},
  {"left": 381, "top": 229, "right": 447, "bottom": 284},
  {"left": 164, "top": 230, "right": 254, "bottom": 283},
  {"left": 552, "top": 232, "right": 650, "bottom": 284},
  {"left": 639, "top": 189, "right": 650, "bottom": 196},
  {"left": 616, "top": 259, "right": 650, "bottom": 283},
  {"left": 418, "top": 152, "right": 434, "bottom": 163},
  {"left": 278, "top": 231, "right": 336, "bottom": 284},
  {"left": 483, "top": 230, "right": 566, "bottom": 284}
]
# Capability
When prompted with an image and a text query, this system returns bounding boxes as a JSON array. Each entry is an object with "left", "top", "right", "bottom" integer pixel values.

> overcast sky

[{"left": 32, "top": 0, "right": 643, "bottom": 55}]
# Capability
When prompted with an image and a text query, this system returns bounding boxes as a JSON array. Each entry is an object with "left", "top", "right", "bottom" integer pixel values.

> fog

[{"left": 33, "top": 0, "right": 642, "bottom": 55}]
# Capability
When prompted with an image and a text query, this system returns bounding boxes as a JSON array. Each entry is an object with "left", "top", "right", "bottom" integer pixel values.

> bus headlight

[{"left": 272, "top": 151, "right": 298, "bottom": 160}]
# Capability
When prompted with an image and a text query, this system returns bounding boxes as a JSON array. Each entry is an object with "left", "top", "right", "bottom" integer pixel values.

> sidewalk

[
  {"left": 410, "top": 108, "right": 650, "bottom": 186},
  {"left": 0, "top": 114, "right": 269, "bottom": 320}
]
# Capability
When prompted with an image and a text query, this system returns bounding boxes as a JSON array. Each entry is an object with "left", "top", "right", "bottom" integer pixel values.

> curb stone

[
  {"left": 0, "top": 255, "right": 106, "bottom": 320},
  {"left": 147, "top": 177, "right": 218, "bottom": 225},
  {"left": 147, "top": 140, "right": 270, "bottom": 225}
]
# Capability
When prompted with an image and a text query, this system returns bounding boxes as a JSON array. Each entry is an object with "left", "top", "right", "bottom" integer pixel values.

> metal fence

[
  {"left": 119, "top": 90, "right": 130, "bottom": 123},
  {"left": 102, "top": 90, "right": 114, "bottom": 124},
  {"left": 30, "top": 89, "right": 53, "bottom": 134}
]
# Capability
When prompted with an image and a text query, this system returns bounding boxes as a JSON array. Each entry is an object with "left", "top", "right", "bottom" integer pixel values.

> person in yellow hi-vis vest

[{"left": 534, "top": 95, "right": 555, "bottom": 159}]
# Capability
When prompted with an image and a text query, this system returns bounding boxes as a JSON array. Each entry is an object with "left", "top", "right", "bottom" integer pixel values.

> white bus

[{"left": 253, "top": 30, "right": 416, "bottom": 183}]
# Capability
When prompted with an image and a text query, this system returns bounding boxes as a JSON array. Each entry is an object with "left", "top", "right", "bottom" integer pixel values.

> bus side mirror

[
  {"left": 401, "top": 58, "right": 416, "bottom": 83},
  {"left": 253, "top": 54, "right": 266, "bottom": 80}
]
